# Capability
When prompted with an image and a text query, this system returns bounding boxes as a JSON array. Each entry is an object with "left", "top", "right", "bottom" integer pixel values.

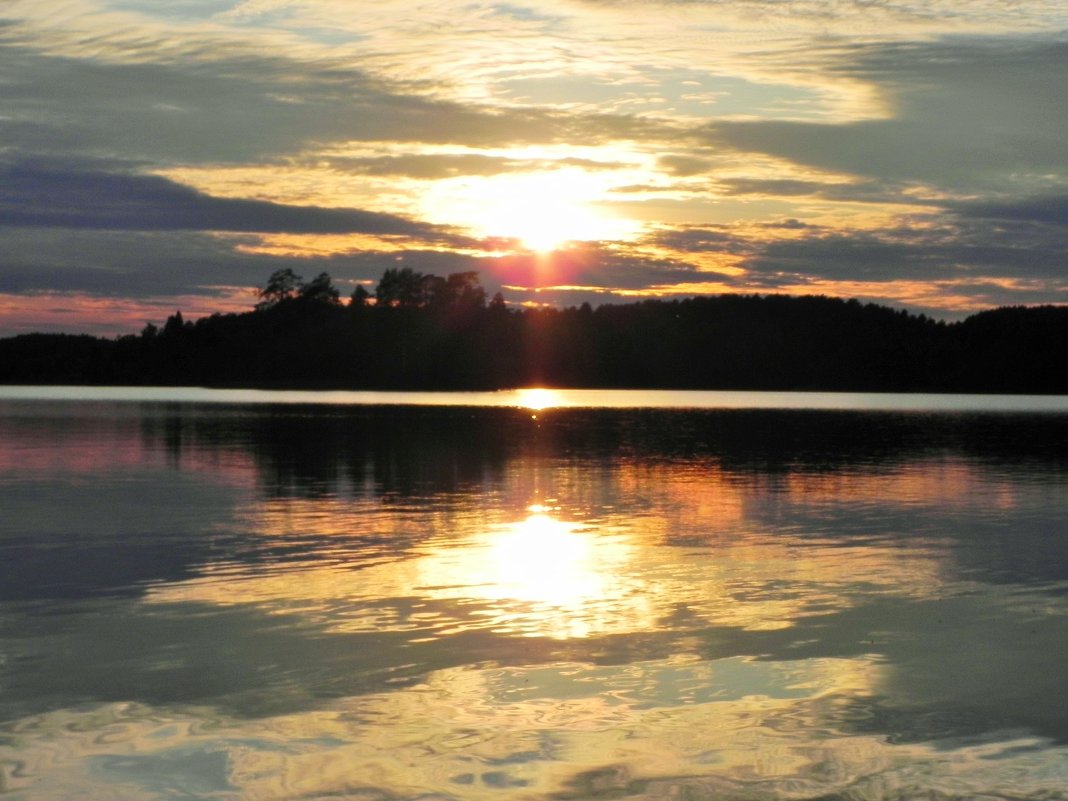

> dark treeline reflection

[
  {"left": 3, "top": 268, "right": 1068, "bottom": 392},
  {"left": 144, "top": 405, "right": 517, "bottom": 498},
  {"left": 144, "top": 404, "right": 1068, "bottom": 494}
]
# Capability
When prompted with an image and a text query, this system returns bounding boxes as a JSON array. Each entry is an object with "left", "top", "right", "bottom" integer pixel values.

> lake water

[{"left": 2, "top": 388, "right": 1068, "bottom": 800}]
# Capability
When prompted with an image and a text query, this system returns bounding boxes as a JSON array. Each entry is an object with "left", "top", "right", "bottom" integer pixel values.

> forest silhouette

[{"left": 1, "top": 268, "right": 1066, "bottom": 393}]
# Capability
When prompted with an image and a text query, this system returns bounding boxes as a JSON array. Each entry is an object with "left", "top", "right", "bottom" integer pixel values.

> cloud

[
  {"left": 736, "top": 221, "right": 1068, "bottom": 289},
  {"left": 703, "top": 38, "right": 1068, "bottom": 193},
  {"left": 954, "top": 194, "right": 1068, "bottom": 227},
  {"left": 718, "top": 177, "right": 922, "bottom": 206},
  {"left": 0, "top": 227, "right": 329, "bottom": 298},
  {"left": 0, "top": 159, "right": 470, "bottom": 244},
  {"left": 2, "top": 3, "right": 1067, "bottom": 331},
  {"left": 569, "top": 0, "right": 1048, "bottom": 24},
  {"left": 655, "top": 155, "right": 713, "bottom": 177},
  {"left": 648, "top": 225, "right": 753, "bottom": 252},
  {"left": 740, "top": 232, "right": 949, "bottom": 285},
  {"left": 0, "top": 39, "right": 671, "bottom": 168},
  {"left": 641, "top": 210, "right": 1068, "bottom": 296},
  {"left": 761, "top": 219, "right": 818, "bottom": 230}
]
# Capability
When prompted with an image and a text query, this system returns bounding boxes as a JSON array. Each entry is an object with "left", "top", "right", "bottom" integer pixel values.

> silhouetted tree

[
  {"left": 257, "top": 268, "right": 303, "bottom": 310},
  {"left": 162, "top": 311, "right": 185, "bottom": 337},
  {"left": 349, "top": 284, "right": 371, "bottom": 307},
  {"left": 374, "top": 268, "right": 487, "bottom": 310},
  {"left": 375, "top": 267, "right": 424, "bottom": 307},
  {"left": 443, "top": 271, "right": 486, "bottom": 310},
  {"left": 419, "top": 274, "right": 447, "bottom": 307},
  {"left": 298, "top": 272, "right": 341, "bottom": 305}
]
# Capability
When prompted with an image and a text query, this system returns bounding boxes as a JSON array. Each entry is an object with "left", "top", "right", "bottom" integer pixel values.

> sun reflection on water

[
  {"left": 144, "top": 500, "right": 654, "bottom": 640},
  {"left": 140, "top": 464, "right": 958, "bottom": 643},
  {"left": 416, "top": 505, "right": 647, "bottom": 639},
  {"left": 485, "top": 512, "right": 604, "bottom": 606}
]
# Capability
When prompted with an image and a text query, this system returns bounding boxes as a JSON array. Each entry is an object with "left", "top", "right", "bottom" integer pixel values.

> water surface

[{"left": 2, "top": 390, "right": 1068, "bottom": 800}]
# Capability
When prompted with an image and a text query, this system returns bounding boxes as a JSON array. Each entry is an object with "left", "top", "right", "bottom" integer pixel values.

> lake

[{"left": 2, "top": 387, "right": 1068, "bottom": 800}]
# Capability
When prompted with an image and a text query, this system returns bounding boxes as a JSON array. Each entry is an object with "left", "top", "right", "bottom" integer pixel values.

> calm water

[{"left": 2, "top": 389, "right": 1068, "bottom": 800}]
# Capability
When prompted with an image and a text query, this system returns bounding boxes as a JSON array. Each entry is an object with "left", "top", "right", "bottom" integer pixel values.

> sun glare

[
  {"left": 487, "top": 513, "right": 601, "bottom": 607},
  {"left": 516, "top": 388, "right": 561, "bottom": 410},
  {"left": 486, "top": 192, "right": 612, "bottom": 252},
  {"left": 422, "top": 168, "right": 639, "bottom": 252}
]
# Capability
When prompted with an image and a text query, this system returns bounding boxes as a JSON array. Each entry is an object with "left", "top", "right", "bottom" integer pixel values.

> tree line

[{"left": 1, "top": 267, "right": 1066, "bottom": 393}]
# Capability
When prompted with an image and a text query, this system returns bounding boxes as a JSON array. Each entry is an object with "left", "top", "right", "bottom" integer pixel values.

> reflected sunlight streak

[
  {"left": 422, "top": 508, "right": 647, "bottom": 639},
  {"left": 488, "top": 513, "right": 600, "bottom": 607}
]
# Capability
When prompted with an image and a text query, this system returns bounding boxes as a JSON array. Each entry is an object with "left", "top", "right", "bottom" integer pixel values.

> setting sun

[
  {"left": 516, "top": 388, "right": 561, "bottom": 410},
  {"left": 422, "top": 167, "right": 639, "bottom": 252},
  {"left": 480, "top": 183, "right": 618, "bottom": 252}
]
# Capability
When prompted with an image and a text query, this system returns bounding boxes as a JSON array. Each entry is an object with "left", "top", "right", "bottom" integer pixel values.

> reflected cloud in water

[
  {"left": 4, "top": 398, "right": 1068, "bottom": 799},
  {"left": 9, "top": 653, "right": 1068, "bottom": 801}
]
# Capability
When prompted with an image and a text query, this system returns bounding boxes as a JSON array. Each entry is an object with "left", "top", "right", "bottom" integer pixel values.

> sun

[
  {"left": 422, "top": 167, "right": 639, "bottom": 253},
  {"left": 479, "top": 175, "right": 621, "bottom": 252},
  {"left": 515, "top": 387, "right": 562, "bottom": 410}
]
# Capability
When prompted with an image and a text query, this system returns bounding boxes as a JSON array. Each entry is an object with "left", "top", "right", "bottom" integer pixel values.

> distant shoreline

[{"left": 3, "top": 284, "right": 1067, "bottom": 395}]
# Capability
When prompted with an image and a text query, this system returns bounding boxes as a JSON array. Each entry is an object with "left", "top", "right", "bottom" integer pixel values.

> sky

[{"left": 1, "top": 0, "right": 1067, "bottom": 335}]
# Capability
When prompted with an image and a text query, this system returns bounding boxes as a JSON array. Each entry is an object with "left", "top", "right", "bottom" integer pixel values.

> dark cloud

[
  {"left": 640, "top": 206, "right": 1068, "bottom": 291},
  {"left": 0, "top": 40, "right": 671, "bottom": 165},
  {"left": 719, "top": 177, "right": 917, "bottom": 205},
  {"left": 954, "top": 194, "right": 1068, "bottom": 226},
  {"left": 647, "top": 225, "right": 752, "bottom": 252},
  {"left": 761, "top": 218, "right": 818, "bottom": 230},
  {"left": 703, "top": 38, "right": 1068, "bottom": 192},
  {"left": 0, "top": 159, "right": 468, "bottom": 244},
  {"left": 0, "top": 228, "right": 495, "bottom": 304},
  {"left": 0, "top": 228, "right": 346, "bottom": 298},
  {"left": 657, "top": 155, "right": 712, "bottom": 176},
  {"left": 741, "top": 232, "right": 947, "bottom": 284},
  {"left": 720, "top": 178, "right": 829, "bottom": 197},
  {"left": 737, "top": 221, "right": 1068, "bottom": 287}
]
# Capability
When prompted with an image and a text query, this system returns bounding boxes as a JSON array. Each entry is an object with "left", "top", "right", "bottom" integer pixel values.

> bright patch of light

[
  {"left": 422, "top": 168, "right": 641, "bottom": 252},
  {"left": 516, "top": 388, "right": 561, "bottom": 410},
  {"left": 488, "top": 513, "right": 602, "bottom": 609}
]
